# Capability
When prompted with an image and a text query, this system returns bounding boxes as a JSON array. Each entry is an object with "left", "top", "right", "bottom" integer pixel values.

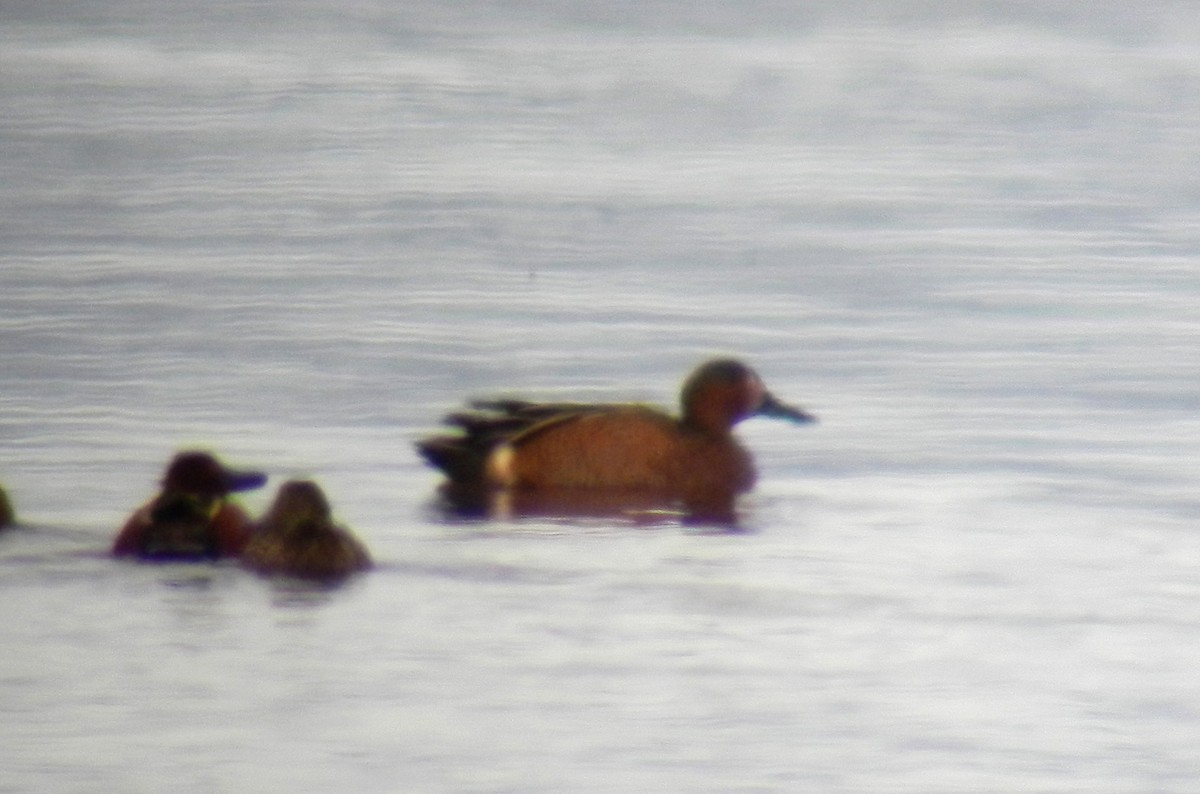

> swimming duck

[
  {"left": 111, "top": 450, "right": 267, "bottom": 560},
  {"left": 242, "top": 480, "right": 371, "bottom": 580},
  {"left": 0, "top": 484, "right": 13, "bottom": 528},
  {"left": 418, "top": 358, "right": 815, "bottom": 519}
]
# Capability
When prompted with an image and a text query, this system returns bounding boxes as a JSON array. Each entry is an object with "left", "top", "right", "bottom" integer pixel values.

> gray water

[{"left": 3, "top": 2, "right": 1200, "bottom": 791}]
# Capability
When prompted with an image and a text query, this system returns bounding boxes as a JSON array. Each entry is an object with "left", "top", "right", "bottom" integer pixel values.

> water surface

[{"left": 3, "top": 2, "right": 1200, "bottom": 791}]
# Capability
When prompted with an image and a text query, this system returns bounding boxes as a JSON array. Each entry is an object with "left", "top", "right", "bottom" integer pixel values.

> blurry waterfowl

[
  {"left": 111, "top": 451, "right": 267, "bottom": 560},
  {"left": 418, "top": 358, "right": 815, "bottom": 523},
  {"left": 0, "top": 484, "right": 14, "bottom": 528},
  {"left": 242, "top": 480, "right": 371, "bottom": 581}
]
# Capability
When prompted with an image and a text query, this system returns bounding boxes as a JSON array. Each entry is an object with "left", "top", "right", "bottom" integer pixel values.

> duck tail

[{"left": 416, "top": 437, "right": 489, "bottom": 483}]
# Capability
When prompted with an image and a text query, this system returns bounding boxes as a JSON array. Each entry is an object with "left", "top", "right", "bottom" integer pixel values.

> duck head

[
  {"left": 681, "top": 359, "right": 815, "bottom": 434},
  {"left": 262, "top": 480, "right": 333, "bottom": 534},
  {"left": 162, "top": 451, "right": 267, "bottom": 497}
]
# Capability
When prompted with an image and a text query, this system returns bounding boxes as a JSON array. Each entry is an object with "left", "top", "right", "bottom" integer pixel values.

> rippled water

[{"left": 3, "top": 3, "right": 1200, "bottom": 791}]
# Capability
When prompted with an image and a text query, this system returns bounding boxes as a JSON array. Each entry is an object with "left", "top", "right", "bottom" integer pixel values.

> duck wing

[{"left": 417, "top": 400, "right": 612, "bottom": 483}]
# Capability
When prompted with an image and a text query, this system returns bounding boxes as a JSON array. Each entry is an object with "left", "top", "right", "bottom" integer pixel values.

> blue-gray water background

[{"left": 3, "top": 2, "right": 1200, "bottom": 791}]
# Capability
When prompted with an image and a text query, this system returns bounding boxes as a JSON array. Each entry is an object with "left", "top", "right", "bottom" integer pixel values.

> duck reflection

[{"left": 430, "top": 482, "right": 744, "bottom": 528}]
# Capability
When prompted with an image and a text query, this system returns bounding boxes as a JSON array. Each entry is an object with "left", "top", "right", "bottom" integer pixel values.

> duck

[
  {"left": 0, "top": 484, "right": 13, "bottom": 528},
  {"left": 111, "top": 450, "right": 267, "bottom": 560},
  {"left": 417, "top": 358, "right": 815, "bottom": 521},
  {"left": 242, "top": 480, "right": 371, "bottom": 581}
]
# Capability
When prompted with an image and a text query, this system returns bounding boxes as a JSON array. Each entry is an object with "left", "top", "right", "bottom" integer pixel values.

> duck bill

[
  {"left": 756, "top": 392, "right": 816, "bottom": 424},
  {"left": 222, "top": 469, "right": 269, "bottom": 493}
]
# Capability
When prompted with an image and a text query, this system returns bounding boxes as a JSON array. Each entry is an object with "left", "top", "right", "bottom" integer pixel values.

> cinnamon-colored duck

[{"left": 418, "top": 358, "right": 815, "bottom": 522}]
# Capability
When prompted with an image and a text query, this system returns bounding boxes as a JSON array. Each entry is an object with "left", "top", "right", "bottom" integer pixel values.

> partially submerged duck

[
  {"left": 0, "top": 484, "right": 13, "bottom": 528},
  {"left": 111, "top": 451, "right": 267, "bottom": 560},
  {"left": 418, "top": 358, "right": 815, "bottom": 523},
  {"left": 242, "top": 480, "right": 371, "bottom": 581}
]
